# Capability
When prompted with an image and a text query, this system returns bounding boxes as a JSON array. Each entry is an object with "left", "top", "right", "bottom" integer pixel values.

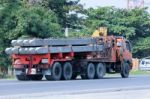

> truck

[{"left": 5, "top": 30, "right": 132, "bottom": 81}]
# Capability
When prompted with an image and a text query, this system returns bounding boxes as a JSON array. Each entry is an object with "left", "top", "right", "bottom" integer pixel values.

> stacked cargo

[{"left": 5, "top": 38, "right": 104, "bottom": 55}]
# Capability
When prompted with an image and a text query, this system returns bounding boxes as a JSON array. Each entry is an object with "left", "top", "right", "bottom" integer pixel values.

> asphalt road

[{"left": 0, "top": 75, "right": 150, "bottom": 97}]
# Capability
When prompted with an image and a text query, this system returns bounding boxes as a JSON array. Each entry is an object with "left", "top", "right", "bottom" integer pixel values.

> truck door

[{"left": 123, "top": 41, "right": 132, "bottom": 61}]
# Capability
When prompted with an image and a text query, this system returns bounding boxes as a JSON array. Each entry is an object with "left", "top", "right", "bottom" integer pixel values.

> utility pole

[{"left": 65, "top": 27, "right": 69, "bottom": 37}]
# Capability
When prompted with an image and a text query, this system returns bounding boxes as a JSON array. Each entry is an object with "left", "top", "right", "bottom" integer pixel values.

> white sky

[{"left": 80, "top": 0, "right": 150, "bottom": 12}]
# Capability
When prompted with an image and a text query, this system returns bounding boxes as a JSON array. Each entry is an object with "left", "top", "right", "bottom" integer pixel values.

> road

[{"left": 0, "top": 75, "right": 150, "bottom": 99}]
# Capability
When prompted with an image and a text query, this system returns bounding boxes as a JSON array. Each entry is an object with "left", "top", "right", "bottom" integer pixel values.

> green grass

[
  {"left": 131, "top": 70, "right": 150, "bottom": 75},
  {"left": 105, "top": 70, "right": 150, "bottom": 77}
]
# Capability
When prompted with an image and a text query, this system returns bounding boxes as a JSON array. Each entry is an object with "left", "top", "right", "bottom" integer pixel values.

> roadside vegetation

[
  {"left": 0, "top": 0, "right": 150, "bottom": 78},
  {"left": 131, "top": 70, "right": 150, "bottom": 75}
]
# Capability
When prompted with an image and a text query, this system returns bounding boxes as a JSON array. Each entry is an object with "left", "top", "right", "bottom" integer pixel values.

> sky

[{"left": 79, "top": 0, "right": 150, "bottom": 12}]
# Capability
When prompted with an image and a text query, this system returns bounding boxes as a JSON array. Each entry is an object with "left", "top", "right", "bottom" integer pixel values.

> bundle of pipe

[
  {"left": 11, "top": 38, "right": 95, "bottom": 46},
  {"left": 5, "top": 38, "right": 104, "bottom": 55}
]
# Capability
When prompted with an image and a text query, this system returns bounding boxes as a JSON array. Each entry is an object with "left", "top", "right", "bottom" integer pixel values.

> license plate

[{"left": 26, "top": 68, "right": 36, "bottom": 74}]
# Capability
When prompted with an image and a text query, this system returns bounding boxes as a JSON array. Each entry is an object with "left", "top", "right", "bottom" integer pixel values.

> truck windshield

[{"left": 126, "top": 42, "right": 131, "bottom": 52}]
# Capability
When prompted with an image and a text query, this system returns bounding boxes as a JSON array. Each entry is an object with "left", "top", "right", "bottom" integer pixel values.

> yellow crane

[{"left": 92, "top": 27, "right": 107, "bottom": 37}]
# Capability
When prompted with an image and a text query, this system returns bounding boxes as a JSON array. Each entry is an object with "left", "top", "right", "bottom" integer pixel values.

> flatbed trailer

[{"left": 5, "top": 36, "right": 132, "bottom": 81}]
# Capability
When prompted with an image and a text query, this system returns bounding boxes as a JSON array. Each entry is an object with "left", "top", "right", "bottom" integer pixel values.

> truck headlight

[{"left": 41, "top": 59, "right": 49, "bottom": 64}]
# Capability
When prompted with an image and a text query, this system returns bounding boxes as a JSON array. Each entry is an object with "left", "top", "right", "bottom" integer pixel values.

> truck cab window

[{"left": 126, "top": 42, "right": 131, "bottom": 52}]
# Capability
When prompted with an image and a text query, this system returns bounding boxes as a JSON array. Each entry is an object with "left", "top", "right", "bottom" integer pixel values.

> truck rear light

[{"left": 41, "top": 59, "right": 49, "bottom": 64}]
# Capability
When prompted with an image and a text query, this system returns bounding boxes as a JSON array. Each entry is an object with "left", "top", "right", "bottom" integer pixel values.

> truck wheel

[
  {"left": 121, "top": 62, "right": 130, "bottom": 78},
  {"left": 16, "top": 75, "right": 29, "bottom": 81},
  {"left": 45, "top": 62, "right": 62, "bottom": 81},
  {"left": 81, "top": 63, "right": 95, "bottom": 79},
  {"left": 15, "top": 69, "right": 29, "bottom": 81},
  {"left": 30, "top": 75, "right": 43, "bottom": 81},
  {"left": 62, "top": 62, "right": 73, "bottom": 80},
  {"left": 95, "top": 63, "right": 106, "bottom": 79}
]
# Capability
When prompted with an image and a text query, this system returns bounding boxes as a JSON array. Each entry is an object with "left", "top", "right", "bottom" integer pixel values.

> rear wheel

[
  {"left": 95, "top": 63, "right": 106, "bottom": 79},
  {"left": 45, "top": 62, "right": 62, "bottom": 81},
  {"left": 15, "top": 69, "right": 29, "bottom": 81},
  {"left": 121, "top": 62, "right": 130, "bottom": 78},
  {"left": 81, "top": 63, "right": 95, "bottom": 79},
  {"left": 62, "top": 62, "right": 73, "bottom": 80},
  {"left": 16, "top": 75, "right": 29, "bottom": 81}
]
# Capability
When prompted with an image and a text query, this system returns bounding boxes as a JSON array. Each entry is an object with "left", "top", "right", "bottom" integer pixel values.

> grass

[
  {"left": 130, "top": 70, "right": 150, "bottom": 75},
  {"left": 105, "top": 70, "right": 150, "bottom": 77}
]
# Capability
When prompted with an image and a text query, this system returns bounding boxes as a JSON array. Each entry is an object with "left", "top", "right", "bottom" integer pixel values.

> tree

[
  {"left": 81, "top": 7, "right": 150, "bottom": 58},
  {"left": 0, "top": 0, "right": 62, "bottom": 39},
  {"left": 82, "top": 7, "right": 149, "bottom": 37},
  {"left": 0, "top": 0, "right": 62, "bottom": 75},
  {"left": 10, "top": 6, "right": 62, "bottom": 39},
  {"left": 25, "top": 0, "right": 84, "bottom": 31},
  {"left": 133, "top": 37, "right": 150, "bottom": 58},
  {"left": 0, "top": 0, "right": 21, "bottom": 70}
]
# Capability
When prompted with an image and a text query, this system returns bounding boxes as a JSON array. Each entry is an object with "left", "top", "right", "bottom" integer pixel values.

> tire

[
  {"left": 15, "top": 69, "right": 29, "bottom": 81},
  {"left": 16, "top": 75, "right": 29, "bottom": 81},
  {"left": 95, "top": 63, "right": 106, "bottom": 79},
  {"left": 81, "top": 63, "right": 95, "bottom": 79},
  {"left": 45, "top": 62, "right": 62, "bottom": 81},
  {"left": 121, "top": 62, "right": 130, "bottom": 78},
  {"left": 29, "top": 75, "right": 43, "bottom": 81},
  {"left": 62, "top": 62, "right": 73, "bottom": 80}
]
